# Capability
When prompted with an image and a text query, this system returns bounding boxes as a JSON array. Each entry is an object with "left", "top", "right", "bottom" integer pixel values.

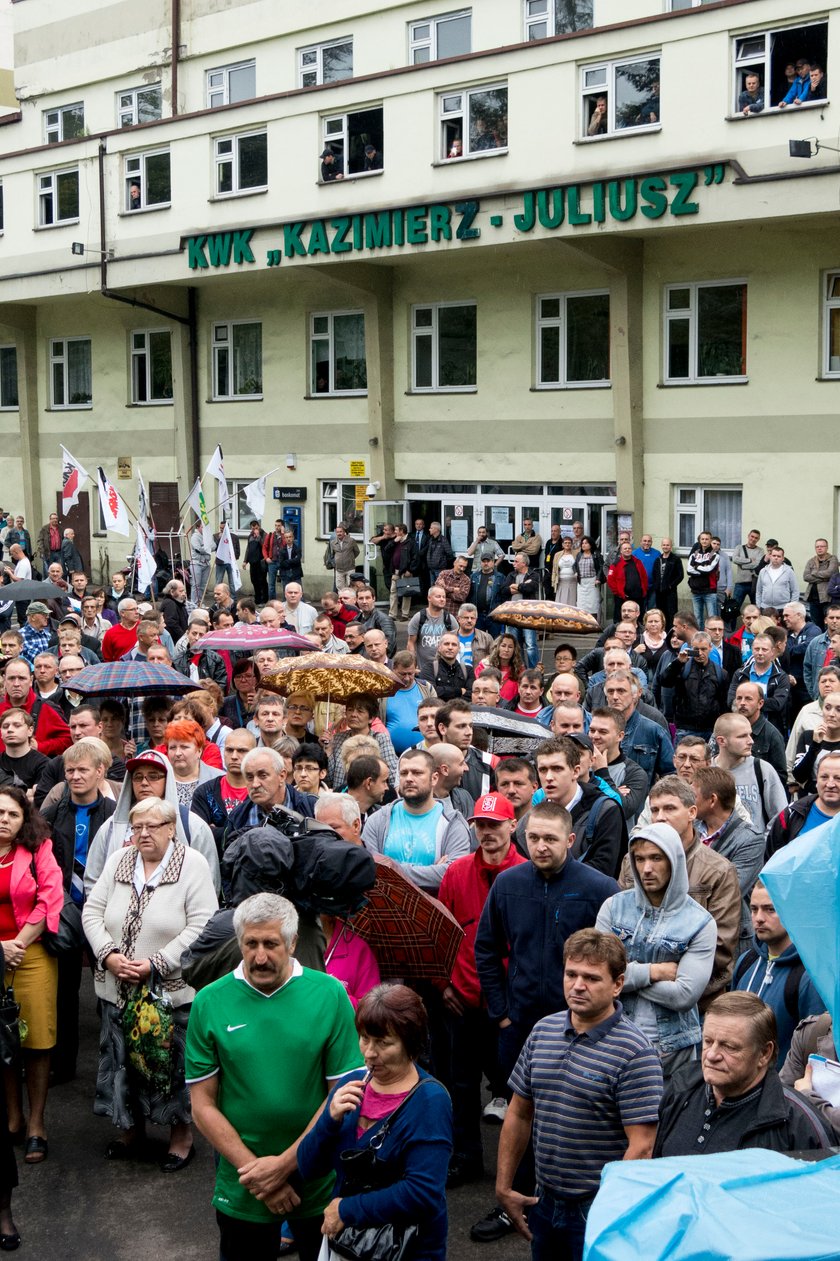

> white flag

[
  {"left": 215, "top": 523, "right": 241, "bottom": 592},
  {"left": 243, "top": 475, "right": 267, "bottom": 522},
  {"left": 61, "top": 446, "right": 90, "bottom": 515},
  {"left": 97, "top": 467, "right": 130, "bottom": 537},
  {"left": 135, "top": 519, "right": 157, "bottom": 592},
  {"left": 137, "top": 468, "right": 153, "bottom": 537},
  {"left": 205, "top": 445, "right": 229, "bottom": 518},
  {"left": 187, "top": 477, "right": 214, "bottom": 553}
]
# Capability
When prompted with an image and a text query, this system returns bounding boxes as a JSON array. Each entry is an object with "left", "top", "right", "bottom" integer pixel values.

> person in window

[
  {"left": 806, "top": 64, "right": 827, "bottom": 101},
  {"left": 587, "top": 94, "right": 608, "bottom": 135},
  {"left": 363, "top": 143, "right": 382, "bottom": 172},
  {"left": 448, "top": 136, "right": 463, "bottom": 159},
  {"left": 779, "top": 59, "right": 811, "bottom": 106},
  {"left": 636, "top": 79, "right": 660, "bottom": 125},
  {"left": 320, "top": 148, "right": 344, "bottom": 181},
  {"left": 128, "top": 182, "right": 141, "bottom": 211},
  {"left": 738, "top": 72, "right": 764, "bottom": 116},
  {"left": 471, "top": 116, "right": 498, "bottom": 151}
]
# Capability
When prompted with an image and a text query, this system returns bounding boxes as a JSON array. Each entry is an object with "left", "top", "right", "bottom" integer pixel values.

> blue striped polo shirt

[{"left": 508, "top": 1001, "right": 663, "bottom": 1198}]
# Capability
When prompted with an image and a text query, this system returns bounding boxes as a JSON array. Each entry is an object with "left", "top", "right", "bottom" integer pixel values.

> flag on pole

[
  {"left": 215, "top": 523, "right": 241, "bottom": 592},
  {"left": 97, "top": 467, "right": 130, "bottom": 537},
  {"left": 135, "top": 519, "right": 157, "bottom": 592},
  {"left": 187, "top": 477, "right": 214, "bottom": 553},
  {"left": 137, "top": 468, "right": 154, "bottom": 537},
  {"left": 205, "top": 445, "right": 229, "bottom": 518},
  {"left": 243, "top": 474, "right": 267, "bottom": 521},
  {"left": 61, "top": 446, "right": 90, "bottom": 515}
]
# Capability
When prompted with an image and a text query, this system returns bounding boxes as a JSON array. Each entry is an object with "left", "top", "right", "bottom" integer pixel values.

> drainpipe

[{"left": 171, "top": 0, "right": 180, "bottom": 117}]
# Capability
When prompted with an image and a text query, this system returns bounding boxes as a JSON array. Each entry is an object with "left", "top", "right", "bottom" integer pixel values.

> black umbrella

[
  {"left": 0, "top": 579, "right": 67, "bottom": 603},
  {"left": 469, "top": 705, "right": 551, "bottom": 755}
]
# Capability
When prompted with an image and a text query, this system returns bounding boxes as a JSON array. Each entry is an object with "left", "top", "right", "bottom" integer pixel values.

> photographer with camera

[{"left": 660, "top": 631, "right": 729, "bottom": 742}]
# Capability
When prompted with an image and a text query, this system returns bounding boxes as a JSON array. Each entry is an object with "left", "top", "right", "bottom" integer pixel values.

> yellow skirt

[{"left": 4, "top": 942, "right": 57, "bottom": 1051}]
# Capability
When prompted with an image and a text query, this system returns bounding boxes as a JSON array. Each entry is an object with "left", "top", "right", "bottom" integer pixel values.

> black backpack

[{"left": 265, "top": 805, "right": 376, "bottom": 917}]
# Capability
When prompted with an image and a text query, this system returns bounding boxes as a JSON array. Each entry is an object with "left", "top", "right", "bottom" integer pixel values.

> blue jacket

[
  {"left": 469, "top": 569, "right": 506, "bottom": 612},
  {"left": 475, "top": 856, "right": 618, "bottom": 1026},
  {"left": 621, "top": 708, "right": 675, "bottom": 783},
  {"left": 804, "top": 630, "right": 831, "bottom": 698},
  {"left": 297, "top": 1067, "right": 452, "bottom": 1261},
  {"left": 782, "top": 72, "right": 810, "bottom": 104},
  {"left": 223, "top": 784, "right": 316, "bottom": 847},
  {"left": 734, "top": 940, "right": 826, "bottom": 1066}
]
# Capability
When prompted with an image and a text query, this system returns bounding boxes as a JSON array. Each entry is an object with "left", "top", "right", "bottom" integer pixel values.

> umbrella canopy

[
  {"left": 68, "top": 661, "right": 197, "bottom": 698},
  {"left": 260, "top": 653, "right": 401, "bottom": 701},
  {"left": 0, "top": 579, "right": 68, "bottom": 604},
  {"left": 348, "top": 852, "right": 464, "bottom": 983},
  {"left": 200, "top": 623, "right": 317, "bottom": 653},
  {"left": 470, "top": 706, "right": 551, "bottom": 739},
  {"left": 491, "top": 600, "right": 600, "bottom": 633}
]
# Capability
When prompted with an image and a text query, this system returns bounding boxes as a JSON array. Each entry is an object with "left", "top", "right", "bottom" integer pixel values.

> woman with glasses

[{"left": 83, "top": 796, "right": 217, "bottom": 1168}]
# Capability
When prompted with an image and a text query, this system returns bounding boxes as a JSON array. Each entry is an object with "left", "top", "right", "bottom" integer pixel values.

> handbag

[
  {"left": 0, "top": 948, "right": 23, "bottom": 1069},
  {"left": 395, "top": 577, "right": 420, "bottom": 598},
  {"left": 121, "top": 969, "right": 174, "bottom": 1093},
  {"left": 42, "top": 892, "right": 87, "bottom": 957}
]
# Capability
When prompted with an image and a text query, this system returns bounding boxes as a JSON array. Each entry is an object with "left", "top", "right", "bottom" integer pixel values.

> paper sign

[
  {"left": 449, "top": 520, "right": 469, "bottom": 553},
  {"left": 454, "top": 505, "right": 464, "bottom": 517},
  {"left": 349, "top": 460, "right": 366, "bottom": 477},
  {"left": 562, "top": 507, "right": 572, "bottom": 520},
  {"left": 354, "top": 485, "right": 367, "bottom": 510}
]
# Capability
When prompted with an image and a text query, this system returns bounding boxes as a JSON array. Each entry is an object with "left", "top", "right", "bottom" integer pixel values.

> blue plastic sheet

[
  {"left": 761, "top": 813, "right": 840, "bottom": 1037},
  {"left": 584, "top": 1150, "right": 840, "bottom": 1260}
]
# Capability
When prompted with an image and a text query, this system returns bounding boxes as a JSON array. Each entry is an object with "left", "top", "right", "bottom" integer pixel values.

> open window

[
  {"left": 322, "top": 107, "right": 383, "bottom": 179},
  {"left": 732, "top": 22, "right": 827, "bottom": 113}
]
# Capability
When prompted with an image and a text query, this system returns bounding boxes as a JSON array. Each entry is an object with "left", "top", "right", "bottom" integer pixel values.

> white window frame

[
  {"left": 409, "top": 11, "right": 471, "bottom": 63},
  {"left": 536, "top": 290, "right": 611, "bottom": 389},
  {"left": 43, "top": 102, "right": 84, "bottom": 145},
  {"left": 663, "top": 280, "right": 747, "bottom": 386},
  {"left": 213, "top": 130, "right": 268, "bottom": 197},
  {"left": 524, "top": 0, "right": 593, "bottom": 41},
  {"left": 321, "top": 107, "right": 384, "bottom": 181},
  {"left": 310, "top": 311, "right": 367, "bottom": 397},
  {"left": 298, "top": 38, "right": 353, "bottom": 88},
  {"left": 206, "top": 60, "right": 256, "bottom": 109},
  {"left": 411, "top": 301, "right": 477, "bottom": 393},
  {"left": 130, "top": 329, "right": 173, "bottom": 405},
  {"left": 212, "top": 320, "right": 263, "bottom": 401},
  {"left": 50, "top": 337, "right": 92, "bottom": 410},
  {"left": 674, "top": 485, "right": 743, "bottom": 554},
  {"left": 822, "top": 271, "right": 840, "bottom": 378},
  {"left": 668, "top": 0, "right": 713, "bottom": 10},
  {"left": 580, "top": 53, "right": 661, "bottom": 138},
  {"left": 732, "top": 21, "right": 827, "bottom": 116},
  {"left": 0, "top": 179, "right": 4, "bottom": 235},
  {"left": 37, "top": 167, "right": 79, "bottom": 227},
  {"left": 439, "top": 82, "right": 508, "bottom": 160},
  {"left": 320, "top": 480, "right": 366, "bottom": 538},
  {"left": 117, "top": 84, "right": 163, "bottom": 128},
  {"left": 0, "top": 346, "right": 18, "bottom": 410},
  {"left": 124, "top": 148, "right": 171, "bottom": 212}
]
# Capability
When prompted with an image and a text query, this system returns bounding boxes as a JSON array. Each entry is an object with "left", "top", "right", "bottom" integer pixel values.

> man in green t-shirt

[{"left": 186, "top": 892, "right": 362, "bottom": 1261}]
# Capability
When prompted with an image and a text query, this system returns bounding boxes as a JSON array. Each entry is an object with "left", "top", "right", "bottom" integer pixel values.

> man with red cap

[{"left": 437, "top": 793, "right": 527, "bottom": 1188}]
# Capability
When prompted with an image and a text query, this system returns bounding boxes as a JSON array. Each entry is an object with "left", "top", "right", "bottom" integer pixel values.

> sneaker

[
  {"left": 470, "top": 1206, "right": 515, "bottom": 1243},
  {"left": 482, "top": 1096, "right": 508, "bottom": 1124}
]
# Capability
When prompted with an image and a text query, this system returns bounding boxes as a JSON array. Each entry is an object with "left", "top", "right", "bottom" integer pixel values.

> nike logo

[{"left": 226, "top": 1023, "right": 247, "bottom": 1032}]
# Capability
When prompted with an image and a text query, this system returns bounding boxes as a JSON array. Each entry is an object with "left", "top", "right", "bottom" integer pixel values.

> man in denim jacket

[{"left": 597, "top": 822, "right": 716, "bottom": 1078}]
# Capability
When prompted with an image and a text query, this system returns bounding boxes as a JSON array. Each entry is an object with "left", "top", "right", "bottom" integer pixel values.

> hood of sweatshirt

[{"left": 628, "top": 821, "right": 689, "bottom": 914}]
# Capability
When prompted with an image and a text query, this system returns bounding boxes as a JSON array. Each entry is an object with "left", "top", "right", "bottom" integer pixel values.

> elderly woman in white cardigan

[{"left": 82, "top": 795, "right": 217, "bottom": 1170}]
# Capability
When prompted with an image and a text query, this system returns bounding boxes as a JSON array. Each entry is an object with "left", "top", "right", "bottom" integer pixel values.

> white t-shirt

[{"left": 13, "top": 557, "right": 31, "bottom": 581}]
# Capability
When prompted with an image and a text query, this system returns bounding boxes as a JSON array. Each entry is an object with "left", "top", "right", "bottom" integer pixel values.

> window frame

[
  {"left": 50, "top": 336, "right": 92, "bottom": 410},
  {"left": 535, "top": 289, "right": 611, "bottom": 389},
  {"left": 0, "top": 179, "right": 4, "bottom": 235},
  {"left": 43, "top": 102, "right": 85, "bottom": 145},
  {"left": 663, "top": 279, "right": 748, "bottom": 386},
  {"left": 310, "top": 310, "right": 368, "bottom": 397},
  {"left": 0, "top": 346, "right": 18, "bottom": 411},
  {"left": 822, "top": 271, "right": 840, "bottom": 378},
  {"left": 321, "top": 106, "right": 384, "bottom": 181},
  {"left": 411, "top": 301, "right": 478, "bottom": 393},
  {"left": 130, "top": 329, "right": 173, "bottom": 405},
  {"left": 409, "top": 10, "right": 471, "bottom": 63},
  {"left": 524, "top": 0, "right": 594, "bottom": 42},
  {"left": 213, "top": 129, "right": 268, "bottom": 197},
  {"left": 580, "top": 53, "right": 661, "bottom": 139},
  {"left": 37, "top": 167, "right": 80, "bottom": 227},
  {"left": 124, "top": 148, "right": 171, "bottom": 212},
  {"left": 206, "top": 60, "right": 256, "bottom": 109},
  {"left": 320, "top": 480, "right": 366, "bottom": 538},
  {"left": 211, "top": 320, "right": 263, "bottom": 401},
  {"left": 731, "top": 21, "right": 828, "bottom": 117},
  {"left": 116, "top": 84, "right": 163, "bottom": 128},
  {"left": 298, "top": 38, "right": 354, "bottom": 88},
  {"left": 673, "top": 485, "right": 743, "bottom": 554},
  {"left": 439, "top": 82, "right": 508, "bottom": 161}
]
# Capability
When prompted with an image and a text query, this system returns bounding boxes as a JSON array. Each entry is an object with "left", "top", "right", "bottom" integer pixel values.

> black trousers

[
  {"left": 444, "top": 1005, "right": 504, "bottom": 1163},
  {"left": 497, "top": 1017, "right": 537, "bottom": 1195},
  {"left": 52, "top": 947, "right": 84, "bottom": 1080},
  {"left": 249, "top": 561, "right": 268, "bottom": 605},
  {"left": 217, "top": 1210, "right": 323, "bottom": 1261}
]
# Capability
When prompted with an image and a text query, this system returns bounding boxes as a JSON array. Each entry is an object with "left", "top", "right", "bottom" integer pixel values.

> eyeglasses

[
  {"left": 287, "top": 704, "right": 312, "bottom": 713},
  {"left": 129, "top": 821, "right": 171, "bottom": 837},
  {"left": 131, "top": 770, "right": 166, "bottom": 783}
]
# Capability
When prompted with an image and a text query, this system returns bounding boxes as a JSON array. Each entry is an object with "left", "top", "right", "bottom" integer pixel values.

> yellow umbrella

[{"left": 259, "top": 653, "right": 401, "bottom": 727}]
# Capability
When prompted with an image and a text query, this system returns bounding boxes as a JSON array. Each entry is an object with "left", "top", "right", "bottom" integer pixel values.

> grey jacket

[
  {"left": 732, "top": 543, "right": 763, "bottom": 582},
  {"left": 802, "top": 553, "right": 839, "bottom": 604},
  {"left": 362, "top": 797, "right": 471, "bottom": 891}
]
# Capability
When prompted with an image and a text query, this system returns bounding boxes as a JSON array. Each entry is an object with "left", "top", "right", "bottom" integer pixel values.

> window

[
  {"left": 131, "top": 330, "right": 173, "bottom": 404},
  {"left": 214, "top": 131, "right": 267, "bottom": 195},
  {"left": 320, "top": 481, "right": 365, "bottom": 536},
  {"left": 412, "top": 303, "right": 476, "bottom": 391},
  {"left": 206, "top": 60, "right": 256, "bottom": 109},
  {"left": 43, "top": 103, "right": 84, "bottom": 145},
  {"left": 322, "top": 107, "right": 383, "bottom": 178},
  {"left": 675, "top": 486, "right": 742, "bottom": 552},
  {"left": 228, "top": 479, "right": 259, "bottom": 533},
  {"left": 299, "top": 39, "right": 353, "bottom": 87},
  {"left": 536, "top": 292, "right": 610, "bottom": 387},
  {"left": 733, "top": 23, "right": 827, "bottom": 113},
  {"left": 0, "top": 347, "right": 18, "bottom": 409},
  {"left": 38, "top": 168, "right": 79, "bottom": 226},
  {"left": 440, "top": 84, "right": 507, "bottom": 159},
  {"left": 823, "top": 273, "right": 840, "bottom": 377},
  {"left": 664, "top": 281, "right": 747, "bottom": 384},
  {"left": 310, "top": 312, "right": 367, "bottom": 395},
  {"left": 669, "top": 0, "right": 714, "bottom": 8},
  {"left": 0, "top": 181, "right": 4, "bottom": 233},
  {"left": 124, "top": 149, "right": 171, "bottom": 211},
  {"left": 50, "top": 337, "right": 91, "bottom": 408},
  {"left": 117, "top": 85, "right": 163, "bottom": 128},
  {"left": 212, "top": 322, "right": 262, "bottom": 399},
  {"left": 581, "top": 55, "right": 660, "bottom": 137},
  {"left": 409, "top": 11, "right": 471, "bottom": 63},
  {"left": 525, "top": 0, "right": 593, "bottom": 41}
]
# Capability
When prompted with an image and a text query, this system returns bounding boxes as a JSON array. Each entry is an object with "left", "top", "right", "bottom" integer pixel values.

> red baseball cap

[
  {"left": 125, "top": 749, "right": 170, "bottom": 776},
  {"left": 469, "top": 793, "right": 515, "bottom": 823}
]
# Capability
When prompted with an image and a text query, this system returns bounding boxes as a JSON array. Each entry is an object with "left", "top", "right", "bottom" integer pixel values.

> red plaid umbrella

[
  {"left": 200, "top": 623, "right": 317, "bottom": 653},
  {"left": 67, "top": 661, "right": 196, "bottom": 697},
  {"left": 348, "top": 853, "right": 464, "bottom": 983}
]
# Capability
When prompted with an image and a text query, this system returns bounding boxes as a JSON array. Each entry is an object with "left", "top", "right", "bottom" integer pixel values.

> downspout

[{"left": 171, "top": 0, "right": 180, "bottom": 117}]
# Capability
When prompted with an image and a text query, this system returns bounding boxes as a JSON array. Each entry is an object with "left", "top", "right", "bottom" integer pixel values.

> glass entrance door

[
  {"left": 550, "top": 504, "right": 587, "bottom": 537},
  {"left": 441, "top": 501, "right": 474, "bottom": 556},
  {"left": 364, "top": 500, "right": 408, "bottom": 602}
]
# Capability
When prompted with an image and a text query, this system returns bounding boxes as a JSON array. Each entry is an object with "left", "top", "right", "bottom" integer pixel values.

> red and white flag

[
  {"left": 97, "top": 467, "right": 130, "bottom": 537},
  {"left": 60, "top": 446, "right": 89, "bottom": 515}
]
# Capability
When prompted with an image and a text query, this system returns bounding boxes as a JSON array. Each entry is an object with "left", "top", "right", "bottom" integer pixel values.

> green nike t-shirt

[{"left": 186, "top": 961, "right": 363, "bottom": 1222}]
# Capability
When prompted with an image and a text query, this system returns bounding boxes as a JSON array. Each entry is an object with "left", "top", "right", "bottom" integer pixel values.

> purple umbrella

[
  {"left": 200, "top": 624, "right": 317, "bottom": 653},
  {"left": 67, "top": 661, "right": 197, "bottom": 697}
]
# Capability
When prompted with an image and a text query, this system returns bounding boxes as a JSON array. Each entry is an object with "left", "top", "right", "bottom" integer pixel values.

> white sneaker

[{"left": 482, "top": 1096, "right": 508, "bottom": 1123}]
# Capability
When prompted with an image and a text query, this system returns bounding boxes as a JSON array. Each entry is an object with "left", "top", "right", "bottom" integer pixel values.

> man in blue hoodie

[{"left": 733, "top": 878, "right": 825, "bottom": 1065}]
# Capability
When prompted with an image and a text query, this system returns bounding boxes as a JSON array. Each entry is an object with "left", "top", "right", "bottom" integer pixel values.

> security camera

[{"left": 365, "top": 481, "right": 381, "bottom": 499}]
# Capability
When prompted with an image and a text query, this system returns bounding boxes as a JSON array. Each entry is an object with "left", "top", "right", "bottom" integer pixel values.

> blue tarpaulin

[{"left": 583, "top": 1150, "right": 840, "bottom": 1260}]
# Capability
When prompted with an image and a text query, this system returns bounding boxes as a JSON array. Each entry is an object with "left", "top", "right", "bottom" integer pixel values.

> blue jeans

[
  {"left": 691, "top": 592, "right": 718, "bottom": 629},
  {"left": 529, "top": 1187, "right": 593, "bottom": 1261},
  {"left": 215, "top": 562, "right": 237, "bottom": 591},
  {"left": 266, "top": 561, "right": 280, "bottom": 599},
  {"left": 732, "top": 581, "right": 753, "bottom": 611}
]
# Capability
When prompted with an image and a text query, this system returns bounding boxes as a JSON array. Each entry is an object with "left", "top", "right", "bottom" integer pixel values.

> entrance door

[
  {"left": 56, "top": 490, "right": 91, "bottom": 574},
  {"left": 441, "top": 501, "right": 474, "bottom": 556},
  {"left": 550, "top": 504, "right": 587, "bottom": 537},
  {"left": 364, "top": 499, "right": 408, "bottom": 602}
]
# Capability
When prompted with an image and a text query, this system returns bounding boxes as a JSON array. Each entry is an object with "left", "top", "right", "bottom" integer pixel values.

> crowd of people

[{"left": 0, "top": 508, "right": 835, "bottom": 1258}]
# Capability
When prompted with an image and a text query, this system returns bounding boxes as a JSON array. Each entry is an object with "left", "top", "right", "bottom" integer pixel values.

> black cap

[
  {"left": 320, "top": 148, "right": 335, "bottom": 159},
  {"left": 567, "top": 732, "right": 593, "bottom": 752}
]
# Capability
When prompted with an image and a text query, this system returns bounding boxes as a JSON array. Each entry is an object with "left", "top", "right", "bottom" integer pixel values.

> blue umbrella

[{"left": 67, "top": 661, "right": 197, "bottom": 697}]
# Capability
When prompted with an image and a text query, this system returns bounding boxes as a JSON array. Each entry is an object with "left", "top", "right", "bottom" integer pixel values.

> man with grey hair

[
  {"left": 314, "top": 791, "right": 362, "bottom": 843},
  {"left": 782, "top": 600, "right": 821, "bottom": 720},
  {"left": 61, "top": 526, "right": 84, "bottom": 577},
  {"left": 225, "top": 747, "right": 316, "bottom": 842},
  {"left": 101, "top": 596, "right": 141, "bottom": 661},
  {"left": 186, "top": 891, "right": 362, "bottom": 1261}
]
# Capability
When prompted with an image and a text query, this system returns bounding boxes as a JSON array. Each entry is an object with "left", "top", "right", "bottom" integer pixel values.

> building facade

[{"left": 0, "top": 0, "right": 837, "bottom": 591}]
